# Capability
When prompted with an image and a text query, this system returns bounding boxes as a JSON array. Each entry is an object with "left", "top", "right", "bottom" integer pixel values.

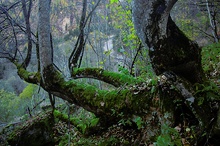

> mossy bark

[
  {"left": 14, "top": 63, "right": 218, "bottom": 141},
  {"left": 132, "top": 0, "right": 205, "bottom": 84},
  {"left": 71, "top": 68, "right": 141, "bottom": 87}
]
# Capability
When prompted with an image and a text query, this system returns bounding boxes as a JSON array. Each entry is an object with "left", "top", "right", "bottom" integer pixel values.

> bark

[
  {"left": 10, "top": 65, "right": 220, "bottom": 145},
  {"left": 68, "top": 0, "right": 101, "bottom": 70},
  {"left": 21, "top": 0, "right": 32, "bottom": 69},
  {"left": 205, "top": 0, "right": 219, "bottom": 42},
  {"left": 68, "top": 0, "right": 87, "bottom": 70},
  {"left": 38, "top": 0, "right": 53, "bottom": 84},
  {"left": 131, "top": 0, "right": 219, "bottom": 144},
  {"left": 132, "top": 0, "right": 205, "bottom": 83}
]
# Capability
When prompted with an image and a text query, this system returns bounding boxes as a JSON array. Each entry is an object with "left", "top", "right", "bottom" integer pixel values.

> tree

[
  {"left": 197, "top": 0, "right": 220, "bottom": 42},
  {"left": 0, "top": 0, "right": 220, "bottom": 145}
]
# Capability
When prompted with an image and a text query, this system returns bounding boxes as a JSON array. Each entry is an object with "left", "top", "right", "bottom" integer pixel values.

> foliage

[
  {"left": 54, "top": 109, "right": 99, "bottom": 134},
  {"left": 133, "top": 116, "right": 144, "bottom": 130},
  {"left": 0, "top": 90, "right": 30, "bottom": 123},
  {"left": 19, "top": 83, "right": 38, "bottom": 98},
  {"left": 53, "top": 0, "right": 68, "bottom": 7},
  {"left": 110, "top": 0, "right": 118, "bottom": 4},
  {"left": 1, "top": 0, "right": 220, "bottom": 145},
  {"left": 0, "top": 90, "right": 17, "bottom": 123},
  {"left": 194, "top": 81, "right": 220, "bottom": 105},
  {"left": 74, "top": 109, "right": 99, "bottom": 134},
  {"left": 109, "top": 0, "right": 152, "bottom": 77},
  {"left": 155, "top": 125, "right": 182, "bottom": 146},
  {"left": 172, "top": 0, "right": 206, "bottom": 41},
  {"left": 202, "top": 42, "right": 220, "bottom": 79},
  {"left": 118, "top": 65, "right": 130, "bottom": 75}
]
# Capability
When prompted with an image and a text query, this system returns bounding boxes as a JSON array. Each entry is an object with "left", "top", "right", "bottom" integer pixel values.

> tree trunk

[
  {"left": 132, "top": 0, "right": 205, "bottom": 83},
  {"left": 38, "top": 0, "right": 53, "bottom": 84}
]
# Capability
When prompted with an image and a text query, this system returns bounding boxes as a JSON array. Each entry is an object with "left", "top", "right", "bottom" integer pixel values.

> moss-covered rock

[{"left": 4, "top": 111, "right": 55, "bottom": 146}]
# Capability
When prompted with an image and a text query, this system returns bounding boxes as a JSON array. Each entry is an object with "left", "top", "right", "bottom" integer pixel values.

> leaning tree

[{"left": 0, "top": 0, "right": 220, "bottom": 145}]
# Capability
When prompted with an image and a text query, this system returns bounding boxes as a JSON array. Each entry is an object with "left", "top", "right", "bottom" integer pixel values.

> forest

[{"left": 0, "top": 0, "right": 220, "bottom": 145}]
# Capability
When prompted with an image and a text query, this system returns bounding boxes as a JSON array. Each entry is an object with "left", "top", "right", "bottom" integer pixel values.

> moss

[
  {"left": 72, "top": 68, "right": 141, "bottom": 87},
  {"left": 5, "top": 111, "right": 55, "bottom": 146},
  {"left": 54, "top": 110, "right": 83, "bottom": 132},
  {"left": 54, "top": 110, "right": 68, "bottom": 120},
  {"left": 54, "top": 110, "right": 99, "bottom": 135},
  {"left": 32, "top": 65, "right": 153, "bottom": 124},
  {"left": 16, "top": 64, "right": 40, "bottom": 84},
  {"left": 62, "top": 76, "right": 153, "bottom": 117},
  {"left": 17, "top": 67, "right": 30, "bottom": 79}
]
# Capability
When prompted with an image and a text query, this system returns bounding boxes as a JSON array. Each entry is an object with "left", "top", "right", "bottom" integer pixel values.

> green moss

[
  {"left": 18, "top": 67, "right": 30, "bottom": 79},
  {"left": 16, "top": 64, "right": 40, "bottom": 83},
  {"left": 72, "top": 68, "right": 141, "bottom": 87},
  {"left": 54, "top": 110, "right": 68, "bottom": 120}
]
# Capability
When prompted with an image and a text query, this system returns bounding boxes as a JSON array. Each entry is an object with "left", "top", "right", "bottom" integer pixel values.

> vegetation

[{"left": 0, "top": 0, "right": 219, "bottom": 145}]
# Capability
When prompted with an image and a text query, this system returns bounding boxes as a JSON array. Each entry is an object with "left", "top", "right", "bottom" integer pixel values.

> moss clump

[{"left": 72, "top": 68, "right": 141, "bottom": 87}]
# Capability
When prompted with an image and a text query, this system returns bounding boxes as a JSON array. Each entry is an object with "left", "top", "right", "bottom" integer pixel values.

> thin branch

[
  {"left": 205, "top": 0, "right": 218, "bottom": 42},
  {"left": 68, "top": 0, "right": 87, "bottom": 69},
  {"left": 68, "top": 0, "right": 101, "bottom": 71},
  {"left": 0, "top": 52, "right": 13, "bottom": 60},
  {"left": 130, "top": 41, "right": 142, "bottom": 76},
  {"left": 21, "top": 0, "right": 33, "bottom": 68},
  {"left": 84, "top": 0, "right": 101, "bottom": 27}
]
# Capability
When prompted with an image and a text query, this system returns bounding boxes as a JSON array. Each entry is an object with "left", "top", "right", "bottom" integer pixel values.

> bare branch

[
  {"left": 68, "top": 0, "right": 101, "bottom": 71},
  {"left": 0, "top": 51, "right": 13, "bottom": 60},
  {"left": 130, "top": 41, "right": 142, "bottom": 76}
]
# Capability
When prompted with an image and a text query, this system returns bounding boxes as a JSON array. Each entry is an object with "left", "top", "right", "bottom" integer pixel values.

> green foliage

[
  {"left": 175, "top": 18, "right": 198, "bottom": 40},
  {"left": 118, "top": 65, "right": 130, "bottom": 75},
  {"left": 0, "top": 90, "right": 17, "bottom": 122},
  {"left": 108, "top": 0, "right": 153, "bottom": 77},
  {"left": 133, "top": 116, "right": 144, "bottom": 130},
  {"left": 172, "top": 0, "right": 202, "bottom": 40},
  {"left": 202, "top": 42, "right": 220, "bottom": 78},
  {"left": 118, "top": 118, "right": 132, "bottom": 127},
  {"left": 110, "top": 0, "right": 118, "bottom": 4},
  {"left": 194, "top": 81, "right": 220, "bottom": 105},
  {"left": 0, "top": 90, "right": 30, "bottom": 123},
  {"left": 110, "top": 2, "right": 138, "bottom": 49},
  {"left": 54, "top": 109, "right": 99, "bottom": 134},
  {"left": 155, "top": 125, "right": 182, "bottom": 146},
  {"left": 19, "top": 83, "right": 37, "bottom": 98}
]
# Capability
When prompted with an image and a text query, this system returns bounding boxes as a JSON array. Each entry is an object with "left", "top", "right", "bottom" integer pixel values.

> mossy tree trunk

[
  {"left": 132, "top": 0, "right": 204, "bottom": 84},
  {"left": 3, "top": 0, "right": 219, "bottom": 145},
  {"left": 131, "top": 0, "right": 219, "bottom": 144}
]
